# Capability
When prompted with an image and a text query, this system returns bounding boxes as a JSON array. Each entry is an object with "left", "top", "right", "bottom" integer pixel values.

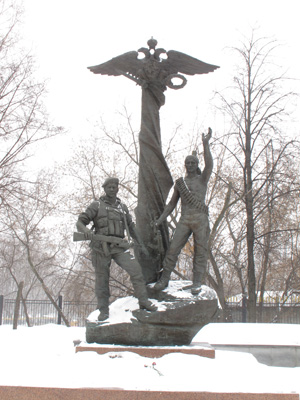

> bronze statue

[
  {"left": 154, "top": 128, "right": 213, "bottom": 294},
  {"left": 88, "top": 39, "right": 219, "bottom": 283},
  {"left": 75, "top": 177, "right": 157, "bottom": 321}
]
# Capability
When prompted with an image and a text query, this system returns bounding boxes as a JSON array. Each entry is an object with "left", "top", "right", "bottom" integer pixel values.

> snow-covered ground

[{"left": 0, "top": 322, "right": 299, "bottom": 394}]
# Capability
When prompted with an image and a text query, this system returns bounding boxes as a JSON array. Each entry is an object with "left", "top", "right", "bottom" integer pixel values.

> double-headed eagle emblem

[{"left": 88, "top": 38, "right": 219, "bottom": 93}]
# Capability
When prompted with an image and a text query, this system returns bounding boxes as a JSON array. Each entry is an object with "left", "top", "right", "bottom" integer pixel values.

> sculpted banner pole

[
  {"left": 135, "top": 80, "right": 173, "bottom": 283},
  {"left": 88, "top": 38, "right": 219, "bottom": 283}
]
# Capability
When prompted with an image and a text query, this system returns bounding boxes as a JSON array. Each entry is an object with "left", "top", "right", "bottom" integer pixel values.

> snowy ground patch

[{"left": 0, "top": 323, "right": 299, "bottom": 393}]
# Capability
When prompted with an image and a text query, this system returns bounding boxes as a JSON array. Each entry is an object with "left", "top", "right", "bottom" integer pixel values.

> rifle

[
  {"left": 148, "top": 217, "right": 165, "bottom": 278},
  {"left": 73, "top": 232, "right": 132, "bottom": 256}
]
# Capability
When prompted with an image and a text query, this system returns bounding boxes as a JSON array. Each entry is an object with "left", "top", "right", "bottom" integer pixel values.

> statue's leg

[
  {"left": 192, "top": 214, "right": 210, "bottom": 289},
  {"left": 113, "top": 251, "right": 157, "bottom": 312},
  {"left": 154, "top": 218, "right": 192, "bottom": 290},
  {"left": 92, "top": 251, "right": 111, "bottom": 320}
]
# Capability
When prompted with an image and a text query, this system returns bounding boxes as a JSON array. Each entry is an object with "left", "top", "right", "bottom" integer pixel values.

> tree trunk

[
  {"left": 21, "top": 295, "right": 31, "bottom": 327},
  {"left": 245, "top": 70, "right": 256, "bottom": 322},
  {"left": 258, "top": 154, "right": 274, "bottom": 321},
  {"left": 258, "top": 235, "right": 270, "bottom": 322},
  {"left": 207, "top": 182, "right": 233, "bottom": 311},
  {"left": 13, "top": 281, "right": 24, "bottom": 330},
  {"left": 25, "top": 243, "right": 70, "bottom": 327},
  {"left": 208, "top": 250, "right": 226, "bottom": 310},
  {"left": 245, "top": 178, "right": 256, "bottom": 322}
]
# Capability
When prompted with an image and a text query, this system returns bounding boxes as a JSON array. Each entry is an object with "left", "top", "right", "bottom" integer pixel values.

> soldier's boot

[
  {"left": 153, "top": 270, "right": 172, "bottom": 291},
  {"left": 134, "top": 282, "right": 158, "bottom": 312},
  {"left": 98, "top": 307, "right": 109, "bottom": 321},
  {"left": 191, "top": 271, "right": 204, "bottom": 295},
  {"left": 139, "top": 298, "right": 157, "bottom": 312}
]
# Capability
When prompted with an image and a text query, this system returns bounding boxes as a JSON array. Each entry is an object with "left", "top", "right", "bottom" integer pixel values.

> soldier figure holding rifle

[{"left": 76, "top": 177, "right": 157, "bottom": 321}]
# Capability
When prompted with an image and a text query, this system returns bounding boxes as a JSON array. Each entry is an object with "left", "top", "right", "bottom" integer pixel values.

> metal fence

[
  {"left": 223, "top": 301, "right": 300, "bottom": 324},
  {"left": 0, "top": 295, "right": 97, "bottom": 327},
  {"left": 1, "top": 295, "right": 300, "bottom": 327}
]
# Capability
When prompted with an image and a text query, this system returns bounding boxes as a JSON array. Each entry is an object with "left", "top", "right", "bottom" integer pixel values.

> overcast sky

[{"left": 21, "top": 0, "right": 300, "bottom": 165}]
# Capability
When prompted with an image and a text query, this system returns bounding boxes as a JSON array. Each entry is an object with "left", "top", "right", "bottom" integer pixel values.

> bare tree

[
  {"left": 3, "top": 171, "right": 70, "bottom": 326},
  {"left": 0, "top": 0, "right": 62, "bottom": 217},
  {"left": 217, "top": 30, "right": 299, "bottom": 321}
]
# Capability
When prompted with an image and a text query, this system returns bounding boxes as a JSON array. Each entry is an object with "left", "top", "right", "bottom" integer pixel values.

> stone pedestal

[{"left": 86, "top": 281, "right": 219, "bottom": 346}]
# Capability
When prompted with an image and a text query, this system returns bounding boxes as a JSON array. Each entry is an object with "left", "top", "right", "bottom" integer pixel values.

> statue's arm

[
  {"left": 156, "top": 187, "right": 180, "bottom": 225},
  {"left": 201, "top": 127, "right": 213, "bottom": 184},
  {"left": 76, "top": 202, "right": 98, "bottom": 237},
  {"left": 76, "top": 219, "right": 89, "bottom": 233}
]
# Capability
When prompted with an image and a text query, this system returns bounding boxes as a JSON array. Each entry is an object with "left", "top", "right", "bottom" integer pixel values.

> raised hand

[{"left": 202, "top": 127, "right": 212, "bottom": 144}]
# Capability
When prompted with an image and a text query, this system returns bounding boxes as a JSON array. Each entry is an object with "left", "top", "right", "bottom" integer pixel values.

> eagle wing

[
  {"left": 88, "top": 51, "right": 141, "bottom": 76},
  {"left": 164, "top": 50, "right": 219, "bottom": 76}
]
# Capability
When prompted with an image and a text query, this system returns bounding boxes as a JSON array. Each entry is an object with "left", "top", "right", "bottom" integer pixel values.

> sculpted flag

[
  {"left": 135, "top": 84, "right": 173, "bottom": 283},
  {"left": 88, "top": 38, "right": 219, "bottom": 282}
]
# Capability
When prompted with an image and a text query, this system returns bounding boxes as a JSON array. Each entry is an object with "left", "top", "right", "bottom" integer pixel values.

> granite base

[{"left": 75, "top": 341, "right": 215, "bottom": 359}]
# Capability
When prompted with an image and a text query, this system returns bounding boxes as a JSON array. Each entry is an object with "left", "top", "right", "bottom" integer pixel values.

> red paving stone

[
  {"left": 0, "top": 386, "right": 298, "bottom": 400},
  {"left": 75, "top": 342, "right": 215, "bottom": 359}
]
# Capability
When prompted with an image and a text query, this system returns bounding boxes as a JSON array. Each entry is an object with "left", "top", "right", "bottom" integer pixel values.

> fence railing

[
  {"left": 0, "top": 295, "right": 97, "bottom": 327},
  {"left": 223, "top": 301, "right": 300, "bottom": 324},
  {"left": 1, "top": 295, "right": 300, "bottom": 327}
]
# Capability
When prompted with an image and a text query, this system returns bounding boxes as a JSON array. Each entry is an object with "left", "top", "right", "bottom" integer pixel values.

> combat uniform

[{"left": 77, "top": 195, "right": 151, "bottom": 315}]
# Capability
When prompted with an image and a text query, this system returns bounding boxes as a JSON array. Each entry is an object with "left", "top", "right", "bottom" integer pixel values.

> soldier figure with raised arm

[
  {"left": 76, "top": 177, "right": 157, "bottom": 321},
  {"left": 154, "top": 128, "right": 213, "bottom": 294}
]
